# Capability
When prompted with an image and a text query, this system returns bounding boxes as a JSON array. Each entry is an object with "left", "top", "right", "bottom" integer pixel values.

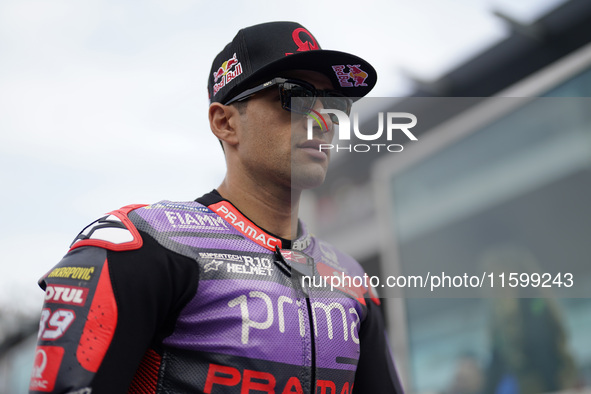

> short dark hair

[{"left": 231, "top": 100, "right": 248, "bottom": 115}]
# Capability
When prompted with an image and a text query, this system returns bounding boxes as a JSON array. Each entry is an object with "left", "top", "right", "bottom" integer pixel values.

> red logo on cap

[{"left": 285, "top": 28, "right": 319, "bottom": 56}]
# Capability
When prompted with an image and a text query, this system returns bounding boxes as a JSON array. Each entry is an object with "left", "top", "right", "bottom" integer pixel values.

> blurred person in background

[{"left": 480, "top": 245, "right": 578, "bottom": 394}]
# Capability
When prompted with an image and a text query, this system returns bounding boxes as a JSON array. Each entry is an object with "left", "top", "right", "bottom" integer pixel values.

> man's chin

[{"left": 290, "top": 167, "right": 328, "bottom": 190}]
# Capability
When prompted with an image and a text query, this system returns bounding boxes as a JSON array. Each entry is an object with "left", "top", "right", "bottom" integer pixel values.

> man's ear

[{"left": 209, "top": 102, "right": 240, "bottom": 148}]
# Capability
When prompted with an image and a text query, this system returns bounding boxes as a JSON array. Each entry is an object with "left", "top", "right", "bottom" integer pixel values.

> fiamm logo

[{"left": 307, "top": 109, "right": 418, "bottom": 153}]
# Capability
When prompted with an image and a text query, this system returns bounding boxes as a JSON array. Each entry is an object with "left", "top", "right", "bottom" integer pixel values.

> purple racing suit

[{"left": 30, "top": 190, "right": 403, "bottom": 393}]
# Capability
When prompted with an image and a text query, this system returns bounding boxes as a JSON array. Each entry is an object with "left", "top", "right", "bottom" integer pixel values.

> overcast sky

[{"left": 0, "top": 0, "right": 565, "bottom": 321}]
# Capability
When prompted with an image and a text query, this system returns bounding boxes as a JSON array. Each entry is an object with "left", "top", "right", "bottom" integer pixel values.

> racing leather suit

[{"left": 30, "top": 190, "right": 403, "bottom": 393}]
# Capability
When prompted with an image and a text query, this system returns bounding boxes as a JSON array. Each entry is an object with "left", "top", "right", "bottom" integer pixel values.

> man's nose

[{"left": 312, "top": 98, "right": 334, "bottom": 133}]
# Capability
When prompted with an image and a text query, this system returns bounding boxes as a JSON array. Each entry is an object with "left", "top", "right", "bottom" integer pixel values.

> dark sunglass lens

[
  {"left": 321, "top": 96, "right": 352, "bottom": 124},
  {"left": 283, "top": 83, "right": 316, "bottom": 114},
  {"left": 279, "top": 80, "right": 352, "bottom": 125}
]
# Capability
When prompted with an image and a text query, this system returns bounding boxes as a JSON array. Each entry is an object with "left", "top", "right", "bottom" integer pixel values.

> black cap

[{"left": 208, "top": 21, "right": 377, "bottom": 104}]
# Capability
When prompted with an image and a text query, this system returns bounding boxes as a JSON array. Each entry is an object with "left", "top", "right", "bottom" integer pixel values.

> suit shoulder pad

[{"left": 69, "top": 204, "right": 147, "bottom": 252}]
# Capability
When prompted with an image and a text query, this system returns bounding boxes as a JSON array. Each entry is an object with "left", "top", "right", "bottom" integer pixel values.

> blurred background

[
  {"left": 303, "top": 0, "right": 591, "bottom": 393},
  {"left": 2, "top": 0, "right": 591, "bottom": 392}
]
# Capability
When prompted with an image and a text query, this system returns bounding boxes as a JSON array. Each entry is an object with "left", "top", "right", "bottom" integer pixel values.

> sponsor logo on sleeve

[
  {"left": 45, "top": 285, "right": 88, "bottom": 306},
  {"left": 48, "top": 266, "right": 95, "bottom": 281},
  {"left": 29, "top": 346, "right": 64, "bottom": 392}
]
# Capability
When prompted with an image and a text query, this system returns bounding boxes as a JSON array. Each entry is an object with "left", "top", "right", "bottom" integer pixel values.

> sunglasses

[{"left": 224, "top": 77, "right": 352, "bottom": 124}]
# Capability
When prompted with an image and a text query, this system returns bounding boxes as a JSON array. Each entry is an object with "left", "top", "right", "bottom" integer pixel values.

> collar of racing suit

[{"left": 195, "top": 189, "right": 311, "bottom": 251}]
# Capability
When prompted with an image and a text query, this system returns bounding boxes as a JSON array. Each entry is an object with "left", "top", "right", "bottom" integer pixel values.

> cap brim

[{"left": 226, "top": 50, "right": 377, "bottom": 103}]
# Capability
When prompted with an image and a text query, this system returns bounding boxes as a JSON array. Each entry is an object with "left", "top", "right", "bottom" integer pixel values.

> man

[{"left": 30, "top": 22, "right": 403, "bottom": 393}]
